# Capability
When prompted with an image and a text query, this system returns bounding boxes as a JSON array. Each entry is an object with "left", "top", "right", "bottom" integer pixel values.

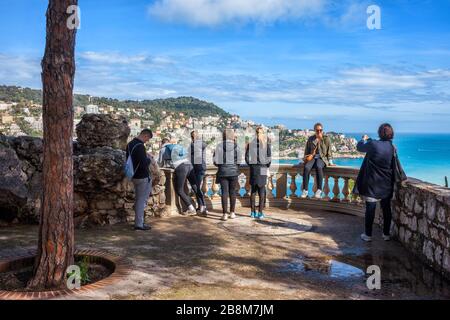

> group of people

[{"left": 126, "top": 122, "right": 403, "bottom": 244}]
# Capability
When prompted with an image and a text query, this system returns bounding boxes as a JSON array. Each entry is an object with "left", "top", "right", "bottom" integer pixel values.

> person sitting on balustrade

[{"left": 301, "top": 123, "right": 334, "bottom": 199}]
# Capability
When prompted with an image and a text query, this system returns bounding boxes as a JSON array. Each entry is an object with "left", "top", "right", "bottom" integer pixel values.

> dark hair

[
  {"left": 140, "top": 129, "right": 153, "bottom": 138},
  {"left": 314, "top": 123, "right": 323, "bottom": 130},
  {"left": 378, "top": 123, "right": 394, "bottom": 141}
]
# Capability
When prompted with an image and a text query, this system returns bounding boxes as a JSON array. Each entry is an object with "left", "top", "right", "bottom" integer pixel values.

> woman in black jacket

[
  {"left": 355, "top": 123, "right": 397, "bottom": 242},
  {"left": 245, "top": 127, "right": 272, "bottom": 219},
  {"left": 214, "top": 129, "right": 242, "bottom": 221}
]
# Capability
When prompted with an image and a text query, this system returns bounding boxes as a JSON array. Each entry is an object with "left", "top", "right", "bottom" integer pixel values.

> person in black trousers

[
  {"left": 245, "top": 127, "right": 272, "bottom": 220},
  {"left": 189, "top": 130, "right": 208, "bottom": 216},
  {"left": 355, "top": 123, "right": 397, "bottom": 242},
  {"left": 214, "top": 129, "right": 242, "bottom": 221},
  {"left": 158, "top": 135, "right": 201, "bottom": 216}
]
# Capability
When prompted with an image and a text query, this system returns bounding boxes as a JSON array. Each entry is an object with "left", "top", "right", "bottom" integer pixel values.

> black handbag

[{"left": 392, "top": 144, "right": 407, "bottom": 183}]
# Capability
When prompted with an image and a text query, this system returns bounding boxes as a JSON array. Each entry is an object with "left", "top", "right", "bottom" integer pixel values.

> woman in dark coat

[
  {"left": 355, "top": 123, "right": 396, "bottom": 242},
  {"left": 245, "top": 127, "right": 272, "bottom": 219},
  {"left": 213, "top": 129, "right": 242, "bottom": 221}
]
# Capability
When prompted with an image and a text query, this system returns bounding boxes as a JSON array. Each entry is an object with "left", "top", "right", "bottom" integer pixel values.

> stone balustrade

[{"left": 162, "top": 164, "right": 364, "bottom": 216}]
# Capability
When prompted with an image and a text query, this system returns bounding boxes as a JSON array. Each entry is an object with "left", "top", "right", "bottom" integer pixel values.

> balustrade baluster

[
  {"left": 313, "top": 177, "right": 318, "bottom": 193},
  {"left": 290, "top": 172, "right": 298, "bottom": 198},
  {"left": 244, "top": 171, "right": 251, "bottom": 198},
  {"left": 202, "top": 175, "right": 209, "bottom": 199},
  {"left": 343, "top": 178, "right": 350, "bottom": 202},
  {"left": 211, "top": 176, "right": 220, "bottom": 199},
  {"left": 332, "top": 176, "right": 340, "bottom": 202},
  {"left": 323, "top": 176, "right": 331, "bottom": 200},
  {"left": 276, "top": 172, "right": 288, "bottom": 199},
  {"left": 267, "top": 174, "right": 274, "bottom": 198}
]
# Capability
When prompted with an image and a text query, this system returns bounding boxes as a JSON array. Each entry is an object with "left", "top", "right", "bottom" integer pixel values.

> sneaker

[
  {"left": 250, "top": 212, "right": 257, "bottom": 218},
  {"left": 382, "top": 234, "right": 391, "bottom": 241},
  {"left": 314, "top": 189, "right": 323, "bottom": 199},
  {"left": 221, "top": 213, "right": 229, "bottom": 221},
  {"left": 257, "top": 212, "right": 265, "bottom": 220},
  {"left": 134, "top": 224, "right": 151, "bottom": 231},
  {"left": 230, "top": 212, "right": 236, "bottom": 219},
  {"left": 197, "top": 206, "right": 208, "bottom": 217},
  {"left": 301, "top": 190, "right": 309, "bottom": 199},
  {"left": 187, "top": 205, "right": 197, "bottom": 215},
  {"left": 361, "top": 233, "right": 372, "bottom": 242}
]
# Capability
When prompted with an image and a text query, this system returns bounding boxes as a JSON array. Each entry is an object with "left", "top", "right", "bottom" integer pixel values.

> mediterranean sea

[{"left": 278, "top": 133, "right": 450, "bottom": 187}]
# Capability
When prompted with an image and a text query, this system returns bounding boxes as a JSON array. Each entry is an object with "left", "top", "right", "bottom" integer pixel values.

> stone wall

[
  {"left": 0, "top": 114, "right": 169, "bottom": 228},
  {"left": 393, "top": 178, "right": 450, "bottom": 279}
]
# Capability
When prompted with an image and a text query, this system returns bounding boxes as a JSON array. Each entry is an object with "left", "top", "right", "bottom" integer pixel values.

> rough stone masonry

[
  {"left": 393, "top": 178, "right": 450, "bottom": 279},
  {"left": 0, "top": 114, "right": 169, "bottom": 227}
]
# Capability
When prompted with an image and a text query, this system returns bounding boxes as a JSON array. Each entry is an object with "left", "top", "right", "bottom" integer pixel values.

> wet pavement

[{"left": 1, "top": 208, "right": 449, "bottom": 300}]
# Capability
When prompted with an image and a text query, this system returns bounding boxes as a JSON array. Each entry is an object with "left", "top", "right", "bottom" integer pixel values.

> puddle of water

[
  {"left": 282, "top": 256, "right": 365, "bottom": 280},
  {"left": 279, "top": 252, "right": 450, "bottom": 299}
]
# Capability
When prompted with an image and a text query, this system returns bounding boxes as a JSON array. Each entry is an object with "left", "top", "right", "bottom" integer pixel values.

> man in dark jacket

[
  {"left": 126, "top": 129, "right": 153, "bottom": 231},
  {"left": 189, "top": 130, "right": 208, "bottom": 216},
  {"left": 355, "top": 123, "right": 396, "bottom": 242}
]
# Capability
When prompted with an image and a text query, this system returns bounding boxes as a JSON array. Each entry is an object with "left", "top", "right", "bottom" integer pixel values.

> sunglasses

[{"left": 315, "top": 129, "right": 323, "bottom": 132}]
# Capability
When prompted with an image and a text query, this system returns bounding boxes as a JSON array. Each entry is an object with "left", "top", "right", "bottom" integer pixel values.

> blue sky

[{"left": 1, "top": 0, "right": 450, "bottom": 132}]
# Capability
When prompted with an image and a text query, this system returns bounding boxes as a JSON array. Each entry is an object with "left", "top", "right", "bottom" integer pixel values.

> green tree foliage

[{"left": 0, "top": 85, "right": 231, "bottom": 123}]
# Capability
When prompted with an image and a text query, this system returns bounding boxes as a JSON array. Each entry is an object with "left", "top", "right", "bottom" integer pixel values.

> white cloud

[
  {"left": 1, "top": 51, "right": 449, "bottom": 117},
  {"left": 0, "top": 55, "right": 41, "bottom": 87},
  {"left": 79, "top": 51, "right": 175, "bottom": 67},
  {"left": 148, "top": 0, "right": 327, "bottom": 27}
]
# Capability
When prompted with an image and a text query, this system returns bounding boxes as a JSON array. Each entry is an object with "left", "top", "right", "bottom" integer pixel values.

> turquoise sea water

[{"left": 279, "top": 133, "right": 450, "bottom": 187}]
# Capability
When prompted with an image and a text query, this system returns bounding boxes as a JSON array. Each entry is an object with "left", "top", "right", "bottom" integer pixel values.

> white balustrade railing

[{"left": 161, "top": 164, "right": 364, "bottom": 216}]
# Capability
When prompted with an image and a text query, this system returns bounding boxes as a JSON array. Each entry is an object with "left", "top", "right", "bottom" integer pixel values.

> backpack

[
  {"left": 162, "top": 144, "right": 186, "bottom": 168},
  {"left": 124, "top": 143, "right": 142, "bottom": 180}
]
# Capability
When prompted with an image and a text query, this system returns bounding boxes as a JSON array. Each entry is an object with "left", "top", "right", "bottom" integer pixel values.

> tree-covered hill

[{"left": 0, "top": 85, "right": 231, "bottom": 120}]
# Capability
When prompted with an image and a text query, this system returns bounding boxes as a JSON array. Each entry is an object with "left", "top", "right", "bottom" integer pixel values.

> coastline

[{"left": 275, "top": 153, "right": 365, "bottom": 161}]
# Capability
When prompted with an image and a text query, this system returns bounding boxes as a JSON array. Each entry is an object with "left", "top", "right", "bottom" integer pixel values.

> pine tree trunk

[{"left": 28, "top": 0, "right": 78, "bottom": 290}]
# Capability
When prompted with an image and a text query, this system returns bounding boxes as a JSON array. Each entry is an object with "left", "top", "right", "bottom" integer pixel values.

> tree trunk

[{"left": 28, "top": 0, "right": 78, "bottom": 290}]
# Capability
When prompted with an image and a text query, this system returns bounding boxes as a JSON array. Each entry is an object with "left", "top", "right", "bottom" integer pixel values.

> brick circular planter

[{"left": 0, "top": 248, "right": 131, "bottom": 300}]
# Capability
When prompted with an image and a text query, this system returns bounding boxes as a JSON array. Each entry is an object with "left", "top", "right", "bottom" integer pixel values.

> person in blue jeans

[{"left": 126, "top": 129, "right": 153, "bottom": 231}]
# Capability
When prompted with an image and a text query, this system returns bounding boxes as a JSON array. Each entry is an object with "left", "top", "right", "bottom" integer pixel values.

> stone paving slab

[{"left": 1, "top": 208, "right": 450, "bottom": 300}]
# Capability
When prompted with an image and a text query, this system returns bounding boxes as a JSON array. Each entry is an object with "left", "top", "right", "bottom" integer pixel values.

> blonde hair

[{"left": 256, "top": 126, "right": 267, "bottom": 147}]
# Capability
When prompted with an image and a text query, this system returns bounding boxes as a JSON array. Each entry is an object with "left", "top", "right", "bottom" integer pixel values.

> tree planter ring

[{"left": 0, "top": 249, "right": 131, "bottom": 300}]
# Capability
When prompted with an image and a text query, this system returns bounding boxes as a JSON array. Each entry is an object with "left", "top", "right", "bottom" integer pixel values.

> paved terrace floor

[{"left": 1, "top": 208, "right": 450, "bottom": 300}]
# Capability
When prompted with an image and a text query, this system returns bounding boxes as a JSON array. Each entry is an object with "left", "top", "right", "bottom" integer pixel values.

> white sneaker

[
  {"left": 187, "top": 205, "right": 196, "bottom": 215},
  {"left": 361, "top": 233, "right": 372, "bottom": 242},
  {"left": 221, "top": 213, "right": 229, "bottom": 221},
  {"left": 382, "top": 234, "right": 391, "bottom": 241},
  {"left": 229, "top": 212, "right": 236, "bottom": 219},
  {"left": 301, "top": 190, "right": 309, "bottom": 199},
  {"left": 314, "top": 190, "right": 323, "bottom": 199}
]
